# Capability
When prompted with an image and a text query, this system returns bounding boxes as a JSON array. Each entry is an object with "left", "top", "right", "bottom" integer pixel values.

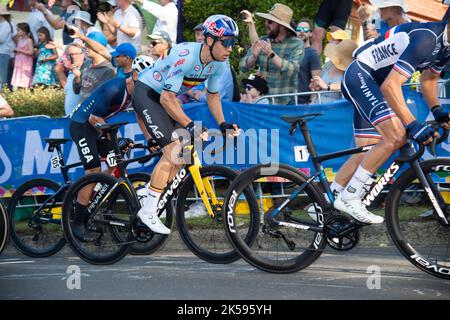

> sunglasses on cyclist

[
  {"left": 296, "top": 26, "right": 311, "bottom": 33},
  {"left": 245, "top": 84, "right": 254, "bottom": 91},
  {"left": 218, "top": 37, "right": 237, "bottom": 48},
  {"left": 150, "top": 41, "right": 162, "bottom": 47}
]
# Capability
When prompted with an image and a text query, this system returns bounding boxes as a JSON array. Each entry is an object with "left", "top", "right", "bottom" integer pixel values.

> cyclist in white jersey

[{"left": 132, "top": 15, "right": 240, "bottom": 234}]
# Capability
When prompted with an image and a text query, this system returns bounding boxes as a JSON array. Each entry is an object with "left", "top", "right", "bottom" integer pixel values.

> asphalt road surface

[{"left": 1, "top": 246, "right": 449, "bottom": 300}]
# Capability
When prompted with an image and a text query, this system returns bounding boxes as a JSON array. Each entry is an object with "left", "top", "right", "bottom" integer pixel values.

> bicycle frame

[
  {"left": 268, "top": 119, "right": 449, "bottom": 230},
  {"left": 86, "top": 140, "right": 221, "bottom": 227}
]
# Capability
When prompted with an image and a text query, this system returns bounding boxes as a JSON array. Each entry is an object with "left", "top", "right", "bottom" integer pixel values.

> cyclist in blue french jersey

[
  {"left": 69, "top": 55, "right": 154, "bottom": 241},
  {"left": 132, "top": 15, "right": 241, "bottom": 234},
  {"left": 329, "top": 20, "right": 450, "bottom": 224}
]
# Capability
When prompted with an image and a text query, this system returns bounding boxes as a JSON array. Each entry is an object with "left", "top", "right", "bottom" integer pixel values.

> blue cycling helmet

[{"left": 202, "top": 15, "right": 239, "bottom": 38}]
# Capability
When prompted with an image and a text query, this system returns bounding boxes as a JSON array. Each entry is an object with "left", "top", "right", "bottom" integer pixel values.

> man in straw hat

[
  {"left": 311, "top": 0, "right": 353, "bottom": 55},
  {"left": 240, "top": 3, "right": 304, "bottom": 105},
  {"left": 0, "top": 4, "right": 14, "bottom": 88},
  {"left": 328, "top": 19, "right": 450, "bottom": 224}
]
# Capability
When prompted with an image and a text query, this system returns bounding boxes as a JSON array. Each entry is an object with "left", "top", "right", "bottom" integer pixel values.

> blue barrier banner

[{"left": 0, "top": 88, "right": 449, "bottom": 196}]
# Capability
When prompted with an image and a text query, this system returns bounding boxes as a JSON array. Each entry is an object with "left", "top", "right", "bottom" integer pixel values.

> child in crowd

[
  {"left": 11, "top": 23, "right": 34, "bottom": 90},
  {"left": 32, "top": 26, "right": 58, "bottom": 87}
]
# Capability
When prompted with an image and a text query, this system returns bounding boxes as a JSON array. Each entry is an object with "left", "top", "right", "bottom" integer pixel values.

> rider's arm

[
  {"left": 380, "top": 69, "right": 415, "bottom": 125},
  {"left": 206, "top": 91, "right": 225, "bottom": 125},
  {"left": 420, "top": 69, "right": 441, "bottom": 109},
  {"left": 160, "top": 90, "right": 192, "bottom": 127},
  {"left": 88, "top": 114, "right": 106, "bottom": 128},
  {"left": 135, "top": 112, "right": 151, "bottom": 140}
]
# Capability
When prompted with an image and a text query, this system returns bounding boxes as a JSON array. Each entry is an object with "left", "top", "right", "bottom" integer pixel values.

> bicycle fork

[{"left": 410, "top": 160, "right": 449, "bottom": 226}]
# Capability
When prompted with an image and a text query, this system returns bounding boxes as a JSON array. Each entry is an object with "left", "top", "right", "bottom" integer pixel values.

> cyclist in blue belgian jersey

[
  {"left": 69, "top": 55, "right": 154, "bottom": 241},
  {"left": 132, "top": 15, "right": 240, "bottom": 234},
  {"left": 330, "top": 20, "right": 450, "bottom": 224}
]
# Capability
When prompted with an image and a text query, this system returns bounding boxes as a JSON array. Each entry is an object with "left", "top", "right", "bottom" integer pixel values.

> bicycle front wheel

[
  {"left": 386, "top": 158, "right": 450, "bottom": 279},
  {"left": 7, "top": 178, "right": 65, "bottom": 257},
  {"left": 0, "top": 200, "right": 8, "bottom": 255},
  {"left": 223, "top": 164, "right": 327, "bottom": 273},
  {"left": 176, "top": 165, "right": 260, "bottom": 264},
  {"left": 62, "top": 173, "right": 135, "bottom": 265}
]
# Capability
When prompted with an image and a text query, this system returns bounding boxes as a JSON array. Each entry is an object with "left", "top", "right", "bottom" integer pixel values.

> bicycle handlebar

[{"left": 400, "top": 121, "right": 449, "bottom": 162}]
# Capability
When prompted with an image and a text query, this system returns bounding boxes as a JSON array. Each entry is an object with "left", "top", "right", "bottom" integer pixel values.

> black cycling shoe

[
  {"left": 71, "top": 220, "right": 96, "bottom": 243},
  {"left": 72, "top": 203, "right": 96, "bottom": 243}
]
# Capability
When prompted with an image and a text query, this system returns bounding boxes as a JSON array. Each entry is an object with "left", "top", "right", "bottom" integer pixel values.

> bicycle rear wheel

[
  {"left": 128, "top": 172, "right": 173, "bottom": 255},
  {"left": 62, "top": 173, "right": 135, "bottom": 265},
  {"left": 7, "top": 178, "right": 65, "bottom": 257},
  {"left": 176, "top": 165, "right": 260, "bottom": 264},
  {"left": 0, "top": 200, "right": 7, "bottom": 255},
  {"left": 223, "top": 164, "right": 327, "bottom": 273},
  {"left": 386, "top": 158, "right": 450, "bottom": 279}
]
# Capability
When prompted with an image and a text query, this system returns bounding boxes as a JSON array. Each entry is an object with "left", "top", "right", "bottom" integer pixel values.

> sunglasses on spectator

[
  {"left": 218, "top": 37, "right": 237, "bottom": 48},
  {"left": 245, "top": 84, "right": 255, "bottom": 91},
  {"left": 296, "top": 26, "right": 311, "bottom": 33},
  {"left": 68, "top": 52, "right": 83, "bottom": 57},
  {"left": 150, "top": 41, "right": 162, "bottom": 46}
]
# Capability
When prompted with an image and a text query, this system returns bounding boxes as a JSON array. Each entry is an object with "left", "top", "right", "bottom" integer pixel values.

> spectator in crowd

[
  {"left": 97, "top": 0, "right": 142, "bottom": 52},
  {"left": 310, "top": 39, "right": 358, "bottom": 103},
  {"left": 240, "top": 3, "right": 304, "bottom": 105},
  {"left": 73, "top": 31, "right": 116, "bottom": 102},
  {"left": 311, "top": 0, "right": 353, "bottom": 55},
  {"left": 71, "top": 25, "right": 137, "bottom": 78},
  {"left": 35, "top": 0, "right": 82, "bottom": 46},
  {"left": 27, "top": 0, "right": 55, "bottom": 45},
  {"left": 296, "top": 19, "right": 322, "bottom": 105},
  {"left": 358, "top": 0, "right": 410, "bottom": 40},
  {"left": 11, "top": 23, "right": 34, "bottom": 90},
  {"left": 110, "top": 43, "right": 136, "bottom": 77},
  {"left": 64, "top": 42, "right": 85, "bottom": 115},
  {"left": 136, "top": 0, "right": 178, "bottom": 45},
  {"left": 147, "top": 30, "right": 171, "bottom": 60},
  {"left": 0, "top": 5, "right": 15, "bottom": 89},
  {"left": 193, "top": 24, "right": 204, "bottom": 43},
  {"left": 0, "top": 94, "right": 13, "bottom": 117},
  {"left": 32, "top": 27, "right": 58, "bottom": 87},
  {"left": 326, "top": 29, "right": 350, "bottom": 44},
  {"left": 97, "top": 0, "right": 118, "bottom": 47},
  {"left": 240, "top": 74, "right": 269, "bottom": 104},
  {"left": 69, "top": 11, "right": 99, "bottom": 37}
]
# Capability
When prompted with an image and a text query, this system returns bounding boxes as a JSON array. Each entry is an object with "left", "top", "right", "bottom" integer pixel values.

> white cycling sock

[
  {"left": 342, "top": 165, "right": 373, "bottom": 201},
  {"left": 141, "top": 185, "right": 163, "bottom": 215},
  {"left": 330, "top": 181, "right": 344, "bottom": 194}
]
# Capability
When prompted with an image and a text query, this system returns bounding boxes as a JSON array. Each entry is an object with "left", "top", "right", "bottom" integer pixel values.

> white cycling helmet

[{"left": 132, "top": 55, "right": 155, "bottom": 74}]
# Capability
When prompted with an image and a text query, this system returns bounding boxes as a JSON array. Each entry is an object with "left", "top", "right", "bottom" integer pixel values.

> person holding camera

[{"left": 240, "top": 3, "right": 304, "bottom": 105}]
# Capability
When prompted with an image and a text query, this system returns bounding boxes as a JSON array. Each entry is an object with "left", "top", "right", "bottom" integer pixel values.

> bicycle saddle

[
  {"left": 44, "top": 138, "right": 71, "bottom": 145},
  {"left": 95, "top": 122, "right": 129, "bottom": 131},
  {"left": 280, "top": 113, "right": 324, "bottom": 124}
]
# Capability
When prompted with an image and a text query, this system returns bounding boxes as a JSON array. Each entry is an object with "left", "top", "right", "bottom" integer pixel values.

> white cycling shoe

[
  {"left": 334, "top": 193, "right": 384, "bottom": 224},
  {"left": 137, "top": 209, "right": 171, "bottom": 234}
]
